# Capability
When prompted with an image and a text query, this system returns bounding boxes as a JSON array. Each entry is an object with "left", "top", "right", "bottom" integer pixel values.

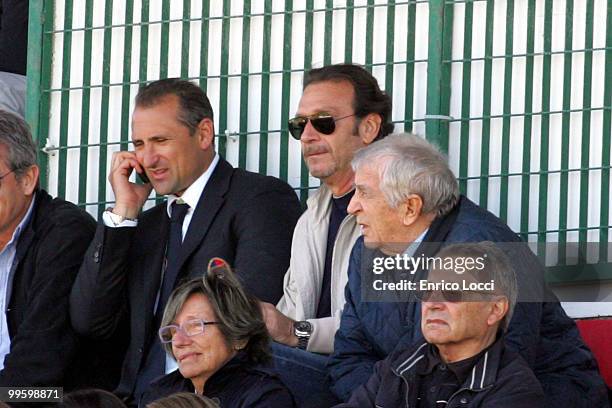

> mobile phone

[{"left": 136, "top": 169, "right": 150, "bottom": 184}]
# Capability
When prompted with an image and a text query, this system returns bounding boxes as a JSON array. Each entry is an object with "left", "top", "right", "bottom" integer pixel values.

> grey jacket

[{"left": 277, "top": 185, "right": 360, "bottom": 353}]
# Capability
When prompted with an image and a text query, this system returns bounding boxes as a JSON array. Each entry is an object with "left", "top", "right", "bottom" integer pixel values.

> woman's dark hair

[
  {"left": 135, "top": 78, "right": 214, "bottom": 135},
  {"left": 303, "top": 63, "right": 394, "bottom": 140},
  {"left": 58, "top": 389, "right": 127, "bottom": 408},
  {"left": 161, "top": 259, "right": 271, "bottom": 364}
]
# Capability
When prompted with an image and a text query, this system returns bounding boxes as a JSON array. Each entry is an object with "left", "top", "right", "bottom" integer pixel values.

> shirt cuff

[{"left": 102, "top": 210, "right": 138, "bottom": 228}]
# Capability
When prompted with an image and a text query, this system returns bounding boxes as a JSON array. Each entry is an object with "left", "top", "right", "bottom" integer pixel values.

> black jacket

[
  {"left": 140, "top": 353, "right": 296, "bottom": 408},
  {"left": 337, "top": 337, "right": 545, "bottom": 408},
  {"left": 1, "top": 189, "right": 122, "bottom": 390},
  {"left": 70, "top": 158, "right": 301, "bottom": 403}
]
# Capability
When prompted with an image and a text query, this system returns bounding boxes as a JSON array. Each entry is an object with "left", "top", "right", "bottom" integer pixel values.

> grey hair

[
  {"left": 433, "top": 242, "right": 518, "bottom": 331},
  {"left": 0, "top": 110, "right": 37, "bottom": 178},
  {"left": 160, "top": 262, "right": 270, "bottom": 364},
  {"left": 352, "top": 133, "right": 459, "bottom": 217}
]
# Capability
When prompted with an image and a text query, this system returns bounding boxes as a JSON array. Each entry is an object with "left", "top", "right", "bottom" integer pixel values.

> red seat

[{"left": 575, "top": 318, "right": 612, "bottom": 387}]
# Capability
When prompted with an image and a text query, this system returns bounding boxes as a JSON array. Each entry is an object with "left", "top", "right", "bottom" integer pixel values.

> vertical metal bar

[
  {"left": 57, "top": 0, "right": 74, "bottom": 199},
  {"left": 159, "top": 0, "right": 171, "bottom": 78},
  {"left": 537, "top": 0, "right": 553, "bottom": 244},
  {"left": 120, "top": 1, "right": 135, "bottom": 155},
  {"left": 323, "top": 0, "right": 333, "bottom": 66},
  {"left": 384, "top": 0, "right": 395, "bottom": 97},
  {"left": 238, "top": 0, "right": 251, "bottom": 169},
  {"left": 258, "top": 0, "right": 272, "bottom": 174},
  {"left": 403, "top": 0, "right": 416, "bottom": 133},
  {"left": 425, "top": 0, "right": 452, "bottom": 152},
  {"left": 218, "top": 0, "right": 231, "bottom": 156},
  {"left": 199, "top": 1, "right": 210, "bottom": 90},
  {"left": 519, "top": 0, "right": 536, "bottom": 240},
  {"left": 479, "top": 0, "right": 495, "bottom": 207},
  {"left": 26, "top": 0, "right": 54, "bottom": 189},
  {"left": 278, "top": 0, "right": 293, "bottom": 182},
  {"left": 578, "top": 0, "right": 594, "bottom": 252},
  {"left": 600, "top": 2, "right": 612, "bottom": 261},
  {"left": 114, "top": 1, "right": 133, "bottom": 218},
  {"left": 365, "top": 0, "right": 374, "bottom": 71},
  {"left": 499, "top": 0, "right": 514, "bottom": 222},
  {"left": 344, "top": 0, "right": 354, "bottom": 63},
  {"left": 558, "top": 0, "right": 574, "bottom": 258},
  {"left": 300, "top": 0, "right": 314, "bottom": 206},
  {"left": 180, "top": 0, "right": 191, "bottom": 79},
  {"left": 78, "top": 0, "right": 94, "bottom": 207},
  {"left": 458, "top": 0, "right": 474, "bottom": 194},
  {"left": 138, "top": 1, "right": 150, "bottom": 87}
]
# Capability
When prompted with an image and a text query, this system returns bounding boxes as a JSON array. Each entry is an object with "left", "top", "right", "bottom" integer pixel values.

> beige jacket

[{"left": 276, "top": 185, "right": 361, "bottom": 354}]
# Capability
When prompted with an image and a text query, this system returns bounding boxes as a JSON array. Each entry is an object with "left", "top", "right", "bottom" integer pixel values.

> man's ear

[
  {"left": 487, "top": 298, "right": 509, "bottom": 327},
  {"left": 196, "top": 117, "right": 215, "bottom": 150},
  {"left": 18, "top": 165, "right": 39, "bottom": 195},
  {"left": 358, "top": 113, "right": 382, "bottom": 145},
  {"left": 402, "top": 194, "right": 424, "bottom": 226}
]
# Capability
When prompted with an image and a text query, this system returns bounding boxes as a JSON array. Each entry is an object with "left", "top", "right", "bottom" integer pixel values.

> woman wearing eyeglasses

[{"left": 140, "top": 258, "right": 295, "bottom": 407}]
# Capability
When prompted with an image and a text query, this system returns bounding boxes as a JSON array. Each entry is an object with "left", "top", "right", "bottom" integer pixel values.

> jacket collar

[{"left": 392, "top": 336, "right": 504, "bottom": 392}]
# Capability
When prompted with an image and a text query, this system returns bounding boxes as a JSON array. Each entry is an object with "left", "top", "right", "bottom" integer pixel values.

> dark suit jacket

[
  {"left": 70, "top": 158, "right": 301, "bottom": 402},
  {"left": 1, "top": 189, "right": 122, "bottom": 391}
]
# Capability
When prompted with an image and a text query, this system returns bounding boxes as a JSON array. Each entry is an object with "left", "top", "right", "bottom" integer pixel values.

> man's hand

[
  {"left": 109, "top": 151, "right": 153, "bottom": 219},
  {"left": 260, "top": 302, "right": 299, "bottom": 347}
]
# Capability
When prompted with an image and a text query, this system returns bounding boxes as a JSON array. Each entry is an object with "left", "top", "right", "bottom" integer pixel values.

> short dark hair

[
  {"left": 59, "top": 389, "right": 127, "bottom": 408},
  {"left": 0, "top": 110, "right": 38, "bottom": 179},
  {"left": 303, "top": 63, "right": 394, "bottom": 140},
  {"left": 135, "top": 78, "right": 214, "bottom": 135},
  {"left": 161, "top": 261, "right": 270, "bottom": 364}
]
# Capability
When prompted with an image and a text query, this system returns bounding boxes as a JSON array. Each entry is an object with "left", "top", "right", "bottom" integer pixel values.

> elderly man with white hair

[{"left": 328, "top": 133, "right": 609, "bottom": 408}]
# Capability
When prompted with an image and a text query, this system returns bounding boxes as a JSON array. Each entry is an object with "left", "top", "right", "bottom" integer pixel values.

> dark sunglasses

[
  {"left": 287, "top": 113, "right": 356, "bottom": 140},
  {"left": 416, "top": 289, "right": 498, "bottom": 303}
]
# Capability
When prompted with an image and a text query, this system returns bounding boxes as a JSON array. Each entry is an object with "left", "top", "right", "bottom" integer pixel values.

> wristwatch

[
  {"left": 105, "top": 207, "right": 137, "bottom": 226},
  {"left": 293, "top": 320, "right": 313, "bottom": 350}
]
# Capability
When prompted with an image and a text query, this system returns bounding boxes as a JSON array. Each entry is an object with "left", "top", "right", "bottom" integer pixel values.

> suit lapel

[{"left": 175, "top": 159, "right": 232, "bottom": 277}]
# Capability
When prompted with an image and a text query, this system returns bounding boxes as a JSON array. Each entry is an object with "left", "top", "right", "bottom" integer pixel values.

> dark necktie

[
  {"left": 158, "top": 201, "right": 190, "bottom": 315},
  {"left": 134, "top": 201, "right": 190, "bottom": 400}
]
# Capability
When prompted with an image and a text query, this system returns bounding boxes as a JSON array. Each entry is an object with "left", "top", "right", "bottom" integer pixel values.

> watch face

[{"left": 294, "top": 321, "right": 313, "bottom": 335}]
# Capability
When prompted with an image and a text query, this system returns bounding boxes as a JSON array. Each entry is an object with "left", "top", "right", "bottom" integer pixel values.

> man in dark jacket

[
  {"left": 70, "top": 78, "right": 302, "bottom": 406},
  {"left": 337, "top": 242, "right": 545, "bottom": 408},
  {"left": 0, "top": 110, "right": 120, "bottom": 390},
  {"left": 329, "top": 133, "right": 609, "bottom": 407}
]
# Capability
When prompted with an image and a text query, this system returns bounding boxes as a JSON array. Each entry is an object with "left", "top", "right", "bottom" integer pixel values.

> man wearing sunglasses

[
  {"left": 0, "top": 110, "right": 120, "bottom": 390},
  {"left": 259, "top": 64, "right": 393, "bottom": 406},
  {"left": 338, "top": 242, "right": 546, "bottom": 407},
  {"left": 328, "top": 134, "right": 609, "bottom": 407}
]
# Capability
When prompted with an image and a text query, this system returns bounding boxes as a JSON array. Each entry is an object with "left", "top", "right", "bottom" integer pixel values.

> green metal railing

[{"left": 25, "top": 0, "right": 612, "bottom": 282}]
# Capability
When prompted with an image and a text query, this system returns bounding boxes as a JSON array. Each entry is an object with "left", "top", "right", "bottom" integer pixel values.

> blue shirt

[{"left": 0, "top": 194, "right": 35, "bottom": 369}]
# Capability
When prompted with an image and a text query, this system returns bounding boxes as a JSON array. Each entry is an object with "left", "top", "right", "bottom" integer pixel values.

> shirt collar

[
  {"left": 403, "top": 228, "right": 429, "bottom": 257},
  {"left": 5, "top": 193, "right": 36, "bottom": 249},
  {"left": 166, "top": 153, "right": 219, "bottom": 217}
]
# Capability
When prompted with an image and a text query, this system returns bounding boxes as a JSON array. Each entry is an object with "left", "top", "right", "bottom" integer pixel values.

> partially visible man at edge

[
  {"left": 70, "top": 79, "right": 302, "bottom": 406},
  {"left": 259, "top": 64, "right": 394, "bottom": 406},
  {"left": 0, "top": 110, "right": 121, "bottom": 391}
]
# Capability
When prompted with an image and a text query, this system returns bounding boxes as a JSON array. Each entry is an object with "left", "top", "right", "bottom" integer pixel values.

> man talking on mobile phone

[{"left": 70, "top": 78, "right": 301, "bottom": 406}]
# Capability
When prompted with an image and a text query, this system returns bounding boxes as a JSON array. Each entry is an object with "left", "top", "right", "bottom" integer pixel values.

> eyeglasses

[
  {"left": 287, "top": 112, "right": 356, "bottom": 140},
  {"left": 158, "top": 318, "right": 219, "bottom": 343},
  {"left": 415, "top": 289, "right": 499, "bottom": 303}
]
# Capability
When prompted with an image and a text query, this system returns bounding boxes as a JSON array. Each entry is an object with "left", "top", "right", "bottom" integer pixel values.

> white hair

[{"left": 352, "top": 133, "right": 460, "bottom": 216}]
